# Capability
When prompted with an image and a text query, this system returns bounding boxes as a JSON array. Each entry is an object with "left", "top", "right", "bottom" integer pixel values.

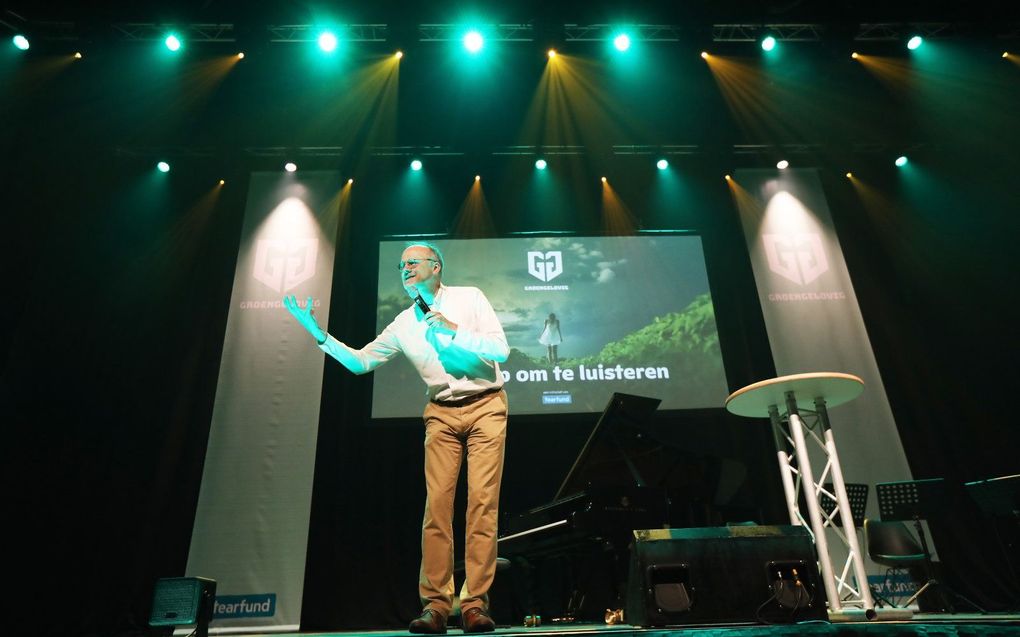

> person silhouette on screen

[
  {"left": 283, "top": 241, "right": 508, "bottom": 634},
  {"left": 539, "top": 312, "right": 562, "bottom": 364}
]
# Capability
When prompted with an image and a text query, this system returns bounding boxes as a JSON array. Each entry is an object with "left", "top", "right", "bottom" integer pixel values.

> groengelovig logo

[
  {"left": 527, "top": 251, "right": 563, "bottom": 282},
  {"left": 253, "top": 238, "right": 318, "bottom": 293},
  {"left": 762, "top": 233, "right": 828, "bottom": 285}
]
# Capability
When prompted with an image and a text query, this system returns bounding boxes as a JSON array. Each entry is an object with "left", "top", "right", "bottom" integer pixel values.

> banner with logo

[
  {"left": 371, "top": 236, "right": 729, "bottom": 417},
  {"left": 185, "top": 171, "right": 340, "bottom": 632},
  {"left": 733, "top": 169, "right": 916, "bottom": 565}
]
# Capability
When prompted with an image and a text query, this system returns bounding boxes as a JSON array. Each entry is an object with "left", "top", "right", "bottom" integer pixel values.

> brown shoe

[
  {"left": 462, "top": 607, "right": 495, "bottom": 633},
  {"left": 409, "top": 609, "right": 447, "bottom": 634}
]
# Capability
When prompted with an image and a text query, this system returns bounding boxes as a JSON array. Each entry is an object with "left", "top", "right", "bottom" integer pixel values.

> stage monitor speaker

[
  {"left": 150, "top": 577, "right": 216, "bottom": 637},
  {"left": 625, "top": 526, "right": 826, "bottom": 626}
]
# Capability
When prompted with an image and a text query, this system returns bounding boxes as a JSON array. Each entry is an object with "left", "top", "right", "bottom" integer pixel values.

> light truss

[
  {"left": 564, "top": 24, "right": 682, "bottom": 42},
  {"left": 266, "top": 24, "right": 387, "bottom": 43},
  {"left": 417, "top": 24, "right": 533, "bottom": 42},
  {"left": 492, "top": 145, "right": 585, "bottom": 156},
  {"left": 112, "top": 23, "right": 235, "bottom": 42},
  {"left": 613, "top": 144, "right": 700, "bottom": 155},
  {"left": 369, "top": 146, "right": 464, "bottom": 156},
  {"left": 712, "top": 24, "right": 823, "bottom": 42},
  {"left": 854, "top": 22, "right": 962, "bottom": 41}
]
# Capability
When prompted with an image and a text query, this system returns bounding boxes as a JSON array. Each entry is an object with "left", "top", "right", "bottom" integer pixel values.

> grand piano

[{"left": 496, "top": 393, "right": 711, "bottom": 622}]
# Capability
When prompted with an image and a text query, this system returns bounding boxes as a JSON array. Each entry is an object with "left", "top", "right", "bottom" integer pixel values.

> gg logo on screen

[{"left": 527, "top": 251, "right": 563, "bottom": 282}]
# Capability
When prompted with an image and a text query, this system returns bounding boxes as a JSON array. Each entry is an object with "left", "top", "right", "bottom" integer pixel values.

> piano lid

[{"left": 554, "top": 392, "right": 664, "bottom": 501}]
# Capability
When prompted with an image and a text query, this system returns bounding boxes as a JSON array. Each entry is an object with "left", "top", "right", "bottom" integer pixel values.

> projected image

[{"left": 371, "top": 235, "right": 729, "bottom": 417}]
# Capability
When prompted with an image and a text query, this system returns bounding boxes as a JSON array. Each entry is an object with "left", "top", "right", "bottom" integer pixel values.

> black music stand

[
  {"left": 876, "top": 479, "right": 956, "bottom": 612},
  {"left": 965, "top": 475, "right": 1020, "bottom": 608}
]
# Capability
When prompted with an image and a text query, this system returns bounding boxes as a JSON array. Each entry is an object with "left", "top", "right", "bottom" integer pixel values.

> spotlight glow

[
  {"left": 164, "top": 34, "right": 182, "bottom": 52},
  {"left": 846, "top": 172, "right": 853, "bottom": 179},
  {"left": 548, "top": 49, "right": 556, "bottom": 58},
  {"left": 410, "top": 159, "right": 423, "bottom": 171},
  {"left": 74, "top": 52, "right": 83, "bottom": 59},
  {"left": 157, "top": 161, "right": 170, "bottom": 173},
  {"left": 13, "top": 35, "right": 29, "bottom": 50},
  {"left": 535, "top": 159, "right": 547, "bottom": 170},
  {"left": 776, "top": 160, "right": 789, "bottom": 170},
  {"left": 761, "top": 36, "right": 777, "bottom": 52},
  {"left": 237, "top": 52, "right": 245, "bottom": 59},
  {"left": 463, "top": 31, "right": 484, "bottom": 53},
  {"left": 601, "top": 176, "right": 607, "bottom": 183},
  {"left": 318, "top": 31, "right": 338, "bottom": 52},
  {"left": 613, "top": 33, "right": 631, "bottom": 52},
  {"left": 285, "top": 162, "right": 297, "bottom": 172},
  {"left": 656, "top": 159, "right": 669, "bottom": 170},
  {"left": 395, "top": 50, "right": 403, "bottom": 59},
  {"left": 700, "top": 51, "right": 708, "bottom": 59},
  {"left": 218, "top": 179, "right": 225, "bottom": 185},
  {"left": 348, "top": 178, "right": 354, "bottom": 184},
  {"left": 895, "top": 156, "right": 908, "bottom": 167},
  {"left": 907, "top": 36, "right": 923, "bottom": 50},
  {"left": 851, "top": 52, "right": 859, "bottom": 59}
]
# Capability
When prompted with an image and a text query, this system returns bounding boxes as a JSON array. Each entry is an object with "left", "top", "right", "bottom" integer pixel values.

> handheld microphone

[{"left": 414, "top": 293, "right": 431, "bottom": 315}]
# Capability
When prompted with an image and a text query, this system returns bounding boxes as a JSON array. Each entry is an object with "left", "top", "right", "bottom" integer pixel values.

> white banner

[
  {"left": 733, "top": 169, "right": 917, "bottom": 568},
  {"left": 185, "top": 171, "right": 341, "bottom": 631}
]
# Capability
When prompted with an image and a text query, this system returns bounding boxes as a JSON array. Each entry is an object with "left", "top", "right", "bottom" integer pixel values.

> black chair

[{"left": 864, "top": 519, "right": 926, "bottom": 607}]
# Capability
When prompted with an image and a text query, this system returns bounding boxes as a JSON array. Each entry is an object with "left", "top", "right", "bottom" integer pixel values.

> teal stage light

[
  {"left": 164, "top": 34, "right": 182, "bottom": 52},
  {"left": 13, "top": 34, "right": 30, "bottom": 50},
  {"left": 895, "top": 156, "right": 908, "bottom": 167},
  {"left": 284, "top": 162, "right": 297, "bottom": 172},
  {"left": 157, "top": 161, "right": 170, "bottom": 173},
  {"left": 535, "top": 159, "right": 547, "bottom": 170},
  {"left": 613, "top": 33, "right": 631, "bottom": 52},
  {"left": 761, "top": 36, "right": 777, "bottom": 52},
  {"left": 463, "top": 31, "right": 484, "bottom": 53},
  {"left": 318, "top": 31, "right": 338, "bottom": 53},
  {"left": 907, "top": 36, "right": 923, "bottom": 50},
  {"left": 656, "top": 159, "right": 669, "bottom": 170},
  {"left": 411, "top": 159, "right": 423, "bottom": 171}
]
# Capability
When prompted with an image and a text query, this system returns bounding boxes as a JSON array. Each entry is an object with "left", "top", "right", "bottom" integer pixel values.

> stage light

[
  {"left": 846, "top": 172, "right": 853, "bottom": 179},
  {"left": 410, "top": 159, "right": 423, "bottom": 171},
  {"left": 535, "top": 159, "right": 547, "bottom": 170},
  {"left": 601, "top": 176, "right": 607, "bottom": 183},
  {"left": 74, "top": 52, "right": 82, "bottom": 59},
  {"left": 761, "top": 35, "right": 777, "bottom": 52},
  {"left": 1002, "top": 51, "right": 1009, "bottom": 59},
  {"left": 395, "top": 50, "right": 403, "bottom": 59},
  {"left": 725, "top": 174, "right": 732, "bottom": 181},
  {"left": 851, "top": 51, "right": 859, "bottom": 59},
  {"left": 218, "top": 179, "right": 225, "bottom": 185},
  {"left": 318, "top": 31, "right": 338, "bottom": 52},
  {"left": 475, "top": 175, "right": 480, "bottom": 181},
  {"left": 347, "top": 178, "right": 354, "bottom": 184},
  {"left": 164, "top": 34, "right": 182, "bottom": 52},
  {"left": 236, "top": 52, "right": 245, "bottom": 59},
  {"left": 13, "top": 34, "right": 29, "bottom": 50},
  {"left": 157, "top": 161, "right": 170, "bottom": 173},
  {"left": 285, "top": 162, "right": 297, "bottom": 172},
  {"left": 656, "top": 159, "right": 669, "bottom": 170},
  {"left": 700, "top": 51, "right": 708, "bottom": 59},
  {"left": 548, "top": 49, "right": 557, "bottom": 58},
  {"left": 895, "top": 156, "right": 908, "bottom": 167},
  {"left": 907, "top": 36, "right": 923, "bottom": 50},
  {"left": 777, "top": 160, "right": 789, "bottom": 169},
  {"left": 613, "top": 33, "right": 631, "bottom": 52},
  {"left": 463, "top": 31, "right": 484, "bottom": 53}
]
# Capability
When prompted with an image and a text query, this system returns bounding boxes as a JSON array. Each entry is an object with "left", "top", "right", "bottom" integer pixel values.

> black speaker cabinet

[
  {"left": 625, "top": 526, "right": 827, "bottom": 626},
  {"left": 150, "top": 576, "right": 216, "bottom": 634}
]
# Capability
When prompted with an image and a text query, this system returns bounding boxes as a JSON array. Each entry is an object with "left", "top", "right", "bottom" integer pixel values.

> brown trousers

[{"left": 419, "top": 389, "right": 508, "bottom": 616}]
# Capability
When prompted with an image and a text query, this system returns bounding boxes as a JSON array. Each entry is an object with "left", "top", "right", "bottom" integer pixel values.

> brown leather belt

[{"left": 431, "top": 386, "right": 503, "bottom": 407}]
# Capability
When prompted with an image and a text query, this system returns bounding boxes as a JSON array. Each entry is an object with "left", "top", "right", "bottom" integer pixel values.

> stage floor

[{"left": 216, "top": 613, "right": 1020, "bottom": 637}]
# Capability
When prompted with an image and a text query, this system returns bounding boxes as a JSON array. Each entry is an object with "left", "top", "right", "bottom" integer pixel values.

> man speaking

[{"left": 284, "top": 240, "right": 509, "bottom": 634}]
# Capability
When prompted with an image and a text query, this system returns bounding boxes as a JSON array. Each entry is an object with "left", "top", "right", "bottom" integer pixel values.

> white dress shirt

[{"left": 319, "top": 284, "right": 509, "bottom": 402}]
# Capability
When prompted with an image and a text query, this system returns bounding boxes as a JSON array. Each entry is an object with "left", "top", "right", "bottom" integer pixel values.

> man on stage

[{"left": 284, "top": 240, "right": 509, "bottom": 634}]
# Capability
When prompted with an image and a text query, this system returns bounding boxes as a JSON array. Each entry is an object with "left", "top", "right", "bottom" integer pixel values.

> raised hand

[{"left": 283, "top": 295, "right": 326, "bottom": 342}]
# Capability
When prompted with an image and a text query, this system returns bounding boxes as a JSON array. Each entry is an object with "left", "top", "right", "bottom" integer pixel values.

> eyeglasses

[{"left": 397, "top": 258, "right": 438, "bottom": 271}]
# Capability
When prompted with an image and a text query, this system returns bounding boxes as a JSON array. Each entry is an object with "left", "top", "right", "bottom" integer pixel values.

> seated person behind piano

[{"left": 284, "top": 241, "right": 509, "bottom": 634}]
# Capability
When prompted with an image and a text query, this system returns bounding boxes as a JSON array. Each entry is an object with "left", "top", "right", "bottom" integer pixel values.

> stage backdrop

[
  {"left": 185, "top": 172, "right": 340, "bottom": 632},
  {"left": 371, "top": 235, "right": 730, "bottom": 418},
  {"left": 733, "top": 168, "right": 919, "bottom": 579}
]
